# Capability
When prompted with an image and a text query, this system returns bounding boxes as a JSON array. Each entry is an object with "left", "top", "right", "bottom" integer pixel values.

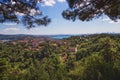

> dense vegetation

[{"left": 0, "top": 34, "right": 120, "bottom": 80}]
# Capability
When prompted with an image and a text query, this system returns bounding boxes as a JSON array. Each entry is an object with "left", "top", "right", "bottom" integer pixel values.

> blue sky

[{"left": 0, "top": 0, "right": 120, "bottom": 35}]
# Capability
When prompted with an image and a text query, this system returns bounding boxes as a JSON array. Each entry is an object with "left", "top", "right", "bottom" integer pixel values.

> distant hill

[
  {"left": 0, "top": 33, "right": 120, "bottom": 41},
  {"left": 0, "top": 34, "right": 72, "bottom": 41}
]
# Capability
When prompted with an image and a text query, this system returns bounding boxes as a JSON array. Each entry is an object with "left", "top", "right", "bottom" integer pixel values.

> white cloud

[
  {"left": 102, "top": 18, "right": 110, "bottom": 21},
  {"left": 102, "top": 18, "right": 120, "bottom": 24},
  {"left": 15, "top": 12, "right": 25, "bottom": 16},
  {"left": 42, "top": 0, "right": 56, "bottom": 6},
  {"left": 58, "top": 0, "right": 66, "bottom": 2},
  {"left": 41, "top": 0, "right": 65, "bottom": 6},
  {"left": 11, "top": 1, "right": 16, "bottom": 5},
  {"left": 109, "top": 19, "right": 120, "bottom": 24},
  {"left": 3, "top": 22, "right": 17, "bottom": 26},
  {"left": 3, "top": 28, "right": 19, "bottom": 32},
  {"left": 30, "top": 9, "right": 37, "bottom": 16}
]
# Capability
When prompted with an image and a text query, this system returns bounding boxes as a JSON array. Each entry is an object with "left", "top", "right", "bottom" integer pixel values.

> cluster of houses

[{"left": 0, "top": 37, "right": 80, "bottom": 64}]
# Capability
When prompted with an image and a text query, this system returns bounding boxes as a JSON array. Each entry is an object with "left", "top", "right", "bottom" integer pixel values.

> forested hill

[
  {"left": 0, "top": 33, "right": 120, "bottom": 40},
  {"left": 0, "top": 34, "right": 46, "bottom": 41},
  {"left": 0, "top": 34, "right": 71, "bottom": 41},
  {"left": 0, "top": 34, "right": 120, "bottom": 80}
]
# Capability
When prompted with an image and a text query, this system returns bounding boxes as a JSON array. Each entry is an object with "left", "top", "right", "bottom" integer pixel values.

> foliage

[
  {"left": 0, "top": 0, "right": 51, "bottom": 28},
  {"left": 0, "top": 34, "right": 120, "bottom": 80},
  {"left": 63, "top": 0, "right": 120, "bottom": 21},
  {"left": 0, "top": 0, "right": 120, "bottom": 28}
]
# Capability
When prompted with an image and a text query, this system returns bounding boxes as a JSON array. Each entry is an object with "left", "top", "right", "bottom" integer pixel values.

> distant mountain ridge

[
  {"left": 0, "top": 34, "right": 73, "bottom": 40},
  {"left": 0, "top": 33, "right": 120, "bottom": 41},
  {"left": 0, "top": 34, "right": 26, "bottom": 40}
]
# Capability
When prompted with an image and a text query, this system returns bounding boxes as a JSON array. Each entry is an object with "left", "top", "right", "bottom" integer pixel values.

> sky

[{"left": 0, "top": 0, "right": 120, "bottom": 35}]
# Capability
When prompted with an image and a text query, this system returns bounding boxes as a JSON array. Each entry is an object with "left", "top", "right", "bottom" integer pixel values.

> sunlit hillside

[{"left": 0, "top": 34, "right": 120, "bottom": 80}]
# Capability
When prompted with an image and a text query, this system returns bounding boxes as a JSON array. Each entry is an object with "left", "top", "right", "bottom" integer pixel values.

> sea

[{"left": 50, "top": 35, "right": 72, "bottom": 39}]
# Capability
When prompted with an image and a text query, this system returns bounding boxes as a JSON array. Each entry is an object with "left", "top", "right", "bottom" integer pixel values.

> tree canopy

[
  {"left": 62, "top": 0, "right": 120, "bottom": 21},
  {"left": 0, "top": 0, "right": 120, "bottom": 28},
  {"left": 0, "top": 0, "right": 51, "bottom": 28},
  {"left": 0, "top": 34, "right": 120, "bottom": 80}
]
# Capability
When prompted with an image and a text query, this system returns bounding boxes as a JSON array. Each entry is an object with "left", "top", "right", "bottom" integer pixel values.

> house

[{"left": 69, "top": 47, "right": 77, "bottom": 53}]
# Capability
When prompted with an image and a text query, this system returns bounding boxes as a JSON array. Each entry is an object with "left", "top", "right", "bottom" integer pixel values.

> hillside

[{"left": 0, "top": 34, "right": 120, "bottom": 80}]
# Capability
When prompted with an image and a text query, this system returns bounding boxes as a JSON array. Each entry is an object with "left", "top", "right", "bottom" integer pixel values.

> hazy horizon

[{"left": 0, "top": 32, "right": 120, "bottom": 36}]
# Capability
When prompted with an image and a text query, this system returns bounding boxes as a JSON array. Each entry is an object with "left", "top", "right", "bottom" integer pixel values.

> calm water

[{"left": 51, "top": 35, "right": 71, "bottom": 39}]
